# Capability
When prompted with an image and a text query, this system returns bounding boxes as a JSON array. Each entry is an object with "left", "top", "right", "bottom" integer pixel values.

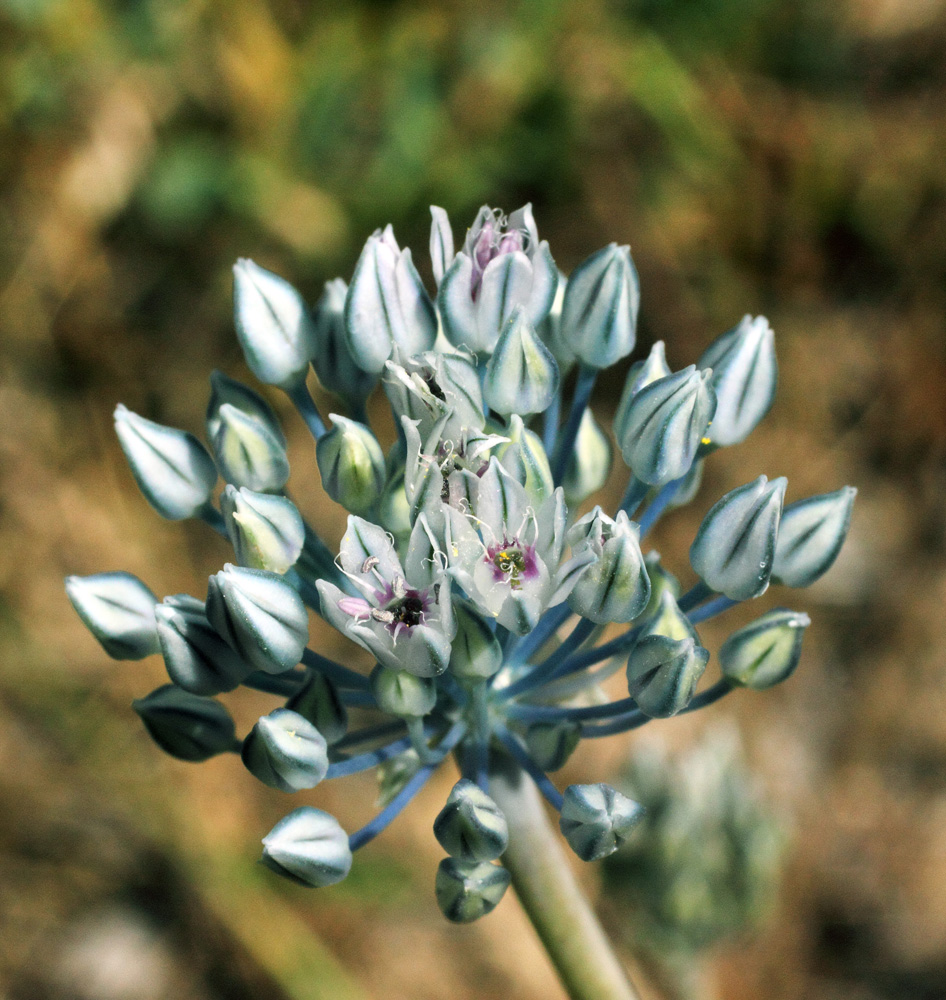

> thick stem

[{"left": 489, "top": 766, "right": 643, "bottom": 1000}]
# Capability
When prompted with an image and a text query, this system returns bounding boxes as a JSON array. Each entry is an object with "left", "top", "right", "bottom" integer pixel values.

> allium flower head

[{"left": 68, "top": 202, "right": 855, "bottom": 925}]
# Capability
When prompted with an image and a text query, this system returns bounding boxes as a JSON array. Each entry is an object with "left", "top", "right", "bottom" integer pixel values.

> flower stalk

[{"left": 490, "top": 764, "right": 643, "bottom": 1000}]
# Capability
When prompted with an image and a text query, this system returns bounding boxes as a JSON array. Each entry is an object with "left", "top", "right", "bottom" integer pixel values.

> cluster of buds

[
  {"left": 66, "top": 205, "right": 855, "bottom": 922},
  {"left": 603, "top": 727, "right": 783, "bottom": 955}
]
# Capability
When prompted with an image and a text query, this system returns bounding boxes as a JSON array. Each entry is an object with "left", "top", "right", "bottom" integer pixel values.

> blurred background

[{"left": 2, "top": 0, "right": 945, "bottom": 997}]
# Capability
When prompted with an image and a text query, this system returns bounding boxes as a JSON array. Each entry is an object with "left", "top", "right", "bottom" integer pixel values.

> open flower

[
  {"left": 403, "top": 415, "right": 508, "bottom": 531},
  {"left": 444, "top": 459, "right": 593, "bottom": 633},
  {"left": 317, "top": 515, "right": 456, "bottom": 677}
]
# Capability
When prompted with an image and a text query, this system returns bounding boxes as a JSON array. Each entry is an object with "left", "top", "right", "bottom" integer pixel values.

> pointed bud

[
  {"left": 261, "top": 807, "right": 352, "bottom": 887},
  {"left": 429, "top": 206, "right": 455, "bottom": 287},
  {"left": 483, "top": 307, "right": 560, "bottom": 416},
  {"left": 155, "top": 594, "right": 252, "bottom": 695},
  {"left": 690, "top": 475, "right": 787, "bottom": 600},
  {"left": 311, "top": 279, "right": 378, "bottom": 413},
  {"left": 66, "top": 572, "right": 159, "bottom": 660},
  {"left": 114, "top": 405, "right": 217, "bottom": 520},
  {"left": 132, "top": 684, "right": 236, "bottom": 762},
  {"left": 241, "top": 708, "right": 329, "bottom": 792},
  {"left": 206, "top": 565, "right": 308, "bottom": 674},
  {"left": 434, "top": 779, "right": 509, "bottom": 863},
  {"left": 567, "top": 509, "right": 650, "bottom": 624},
  {"left": 773, "top": 486, "right": 856, "bottom": 588},
  {"left": 369, "top": 665, "right": 436, "bottom": 718},
  {"left": 376, "top": 748, "right": 422, "bottom": 808},
  {"left": 559, "top": 783, "right": 644, "bottom": 862},
  {"left": 719, "top": 608, "right": 811, "bottom": 689},
  {"left": 206, "top": 370, "right": 285, "bottom": 446},
  {"left": 449, "top": 601, "right": 503, "bottom": 680},
  {"left": 563, "top": 409, "right": 613, "bottom": 508},
  {"left": 435, "top": 859, "right": 511, "bottom": 923},
  {"left": 221, "top": 486, "right": 305, "bottom": 574},
  {"left": 344, "top": 226, "right": 437, "bottom": 374},
  {"left": 315, "top": 415, "right": 385, "bottom": 517},
  {"left": 494, "top": 414, "right": 554, "bottom": 508},
  {"left": 378, "top": 464, "right": 412, "bottom": 549},
  {"left": 536, "top": 269, "right": 574, "bottom": 372},
  {"left": 626, "top": 635, "right": 709, "bottom": 717},
  {"left": 233, "top": 259, "right": 317, "bottom": 389},
  {"left": 614, "top": 341, "right": 672, "bottom": 443},
  {"left": 698, "top": 315, "right": 777, "bottom": 446},
  {"left": 560, "top": 244, "right": 640, "bottom": 369},
  {"left": 525, "top": 721, "right": 581, "bottom": 772},
  {"left": 639, "top": 589, "right": 698, "bottom": 643},
  {"left": 619, "top": 367, "right": 717, "bottom": 487},
  {"left": 286, "top": 672, "right": 348, "bottom": 745},
  {"left": 640, "top": 551, "right": 680, "bottom": 621},
  {"left": 212, "top": 403, "right": 290, "bottom": 493}
]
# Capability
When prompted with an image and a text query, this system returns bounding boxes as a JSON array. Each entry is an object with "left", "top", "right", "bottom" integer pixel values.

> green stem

[{"left": 489, "top": 766, "right": 643, "bottom": 1000}]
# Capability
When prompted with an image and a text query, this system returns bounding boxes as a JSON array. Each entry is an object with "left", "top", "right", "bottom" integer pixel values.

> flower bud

[
  {"left": 494, "top": 414, "right": 554, "bottom": 508},
  {"left": 719, "top": 608, "right": 811, "bottom": 689},
  {"left": 525, "top": 721, "right": 581, "bottom": 772},
  {"left": 483, "top": 307, "right": 560, "bottom": 416},
  {"left": 132, "top": 684, "right": 236, "bottom": 762},
  {"left": 315, "top": 415, "right": 385, "bottom": 517},
  {"left": 640, "top": 551, "right": 680, "bottom": 620},
  {"left": 536, "top": 269, "right": 574, "bottom": 372},
  {"left": 433, "top": 779, "right": 509, "bottom": 863},
  {"left": 626, "top": 635, "right": 709, "bottom": 717},
  {"left": 212, "top": 403, "right": 290, "bottom": 493},
  {"left": 345, "top": 226, "right": 437, "bottom": 374},
  {"left": 241, "top": 708, "right": 329, "bottom": 792},
  {"left": 311, "top": 278, "right": 377, "bottom": 413},
  {"left": 560, "top": 244, "right": 639, "bottom": 369},
  {"left": 286, "top": 671, "right": 348, "bottom": 745},
  {"left": 614, "top": 341, "right": 671, "bottom": 443},
  {"left": 772, "top": 486, "right": 856, "bottom": 588},
  {"left": 435, "top": 858, "right": 511, "bottom": 923},
  {"left": 233, "top": 259, "right": 317, "bottom": 389},
  {"left": 449, "top": 601, "right": 503, "bottom": 680},
  {"left": 155, "top": 594, "right": 252, "bottom": 695},
  {"left": 206, "top": 565, "right": 308, "bottom": 674},
  {"left": 370, "top": 665, "right": 436, "bottom": 718},
  {"left": 619, "top": 367, "right": 716, "bottom": 487},
  {"left": 114, "top": 405, "right": 217, "bottom": 520},
  {"left": 690, "top": 475, "right": 787, "bottom": 601},
  {"left": 221, "top": 486, "right": 305, "bottom": 574},
  {"left": 261, "top": 807, "right": 352, "bottom": 887},
  {"left": 429, "top": 205, "right": 455, "bottom": 286},
  {"left": 66, "top": 572, "right": 159, "bottom": 660},
  {"left": 377, "top": 749, "right": 422, "bottom": 808},
  {"left": 206, "top": 370, "right": 285, "bottom": 446},
  {"left": 567, "top": 509, "right": 650, "bottom": 624},
  {"left": 698, "top": 315, "right": 777, "bottom": 447},
  {"left": 638, "top": 589, "right": 698, "bottom": 643},
  {"left": 378, "top": 464, "right": 412, "bottom": 550},
  {"left": 563, "top": 409, "right": 613, "bottom": 508},
  {"left": 559, "top": 783, "right": 644, "bottom": 862}
]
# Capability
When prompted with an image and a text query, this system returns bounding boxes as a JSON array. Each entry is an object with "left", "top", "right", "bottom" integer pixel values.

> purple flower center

[
  {"left": 375, "top": 583, "right": 433, "bottom": 634},
  {"left": 469, "top": 213, "right": 528, "bottom": 300},
  {"left": 486, "top": 540, "right": 539, "bottom": 590}
]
